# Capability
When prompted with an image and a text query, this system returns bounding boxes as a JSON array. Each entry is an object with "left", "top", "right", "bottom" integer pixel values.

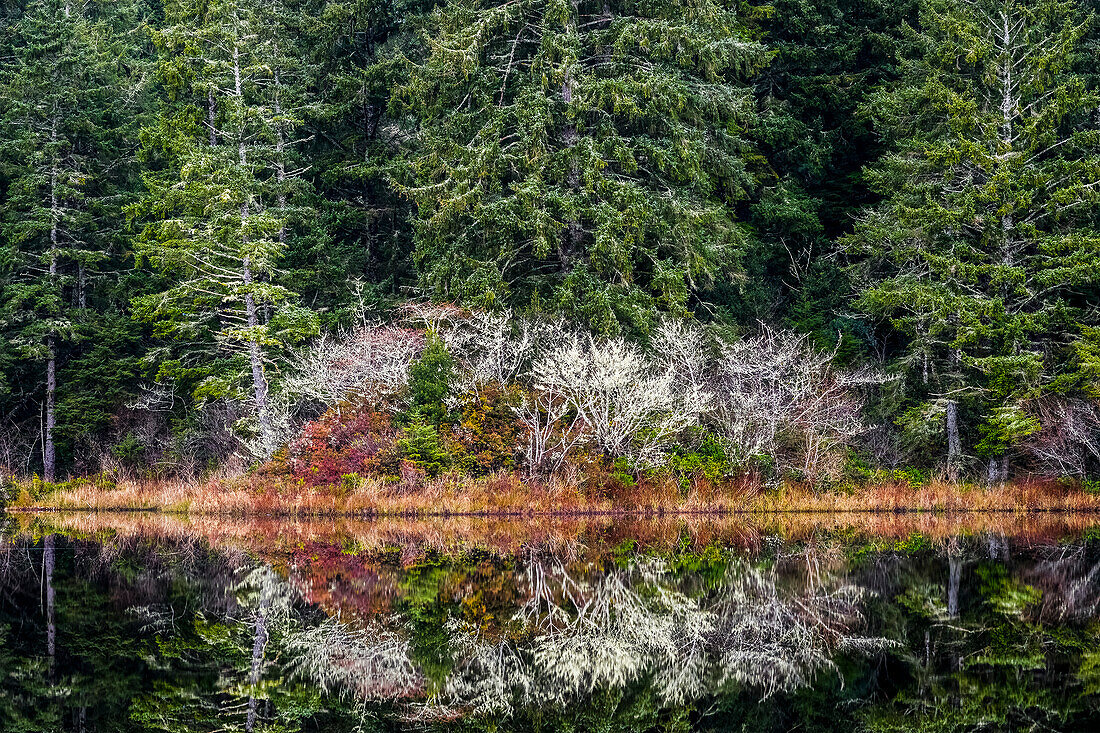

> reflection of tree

[
  {"left": 291, "top": 554, "right": 892, "bottom": 720},
  {"left": 1027, "top": 545, "right": 1100, "bottom": 622},
  {"left": 127, "top": 562, "right": 327, "bottom": 732},
  {"left": 860, "top": 535, "right": 1100, "bottom": 732},
  {"left": 287, "top": 617, "right": 422, "bottom": 701}
]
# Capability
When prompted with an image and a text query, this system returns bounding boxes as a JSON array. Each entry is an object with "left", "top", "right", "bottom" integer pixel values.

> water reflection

[{"left": 2, "top": 513, "right": 1100, "bottom": 731}]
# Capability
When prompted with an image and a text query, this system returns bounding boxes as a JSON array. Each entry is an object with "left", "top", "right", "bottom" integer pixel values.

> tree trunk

[
  {"left": 44, "top": 534, "right": 56, "bottom": 669},
  {"left": 45, "top": 339, "right": 56, "bottom": 483},
  {"left": 947, "top": 551, "right": 961, "bottom": 619},
  {"left": 234, "top": 42, "right": 274, "bottom": 456},
  {"left": 945, "top": 400, "right": 960, "bottom": 482},
  {"left": 208, "top": 88, "right": 217, "bottom": 146},
  {"left": 44, "top": 117, "right": 60, "bottom": 484},
  {"left": 245, "top": 585, "right": 271, "bottom": 733},
  {"left": 558, "top": 2, "right": 582, "bottom": 272},
  {"left": 986, "top": 455, "right": 1009, "bottom": 485},
  {"left": 242, "top": 255, "right": 273, "bottom": 454}
]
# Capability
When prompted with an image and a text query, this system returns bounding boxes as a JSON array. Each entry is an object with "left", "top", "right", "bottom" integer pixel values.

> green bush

[
  {"left": 667, "top": 436, "right": 730, "bottom": 483},
  {"left": 110, "top": 433, "right": 146, "bottom": 466},
  {"left": 406, "top": 333, "right": 456, "bottom": 427},
  {"left": 398, "top": 419, "right": 451, "bottom": 476}
]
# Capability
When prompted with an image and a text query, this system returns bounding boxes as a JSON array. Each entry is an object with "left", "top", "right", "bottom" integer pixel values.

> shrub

[
  {"left": 667, "top": 436, "right": 731, "bottom": 484},
  {"left": 711, "top": 325, "right": 874, "bottom": 481},
  {"left": 451, "top": 384, "right": 525, "bottom": 476},
  {"left": 110, "top": 433, "right": 146, "bottom": 467},
  {"left": 285, "top": 401, "right": 398, "bottom": 486},
  {"left": 397, "top": 419, "right": 451, "bottom": 477},
  {"left": 532, "top": 333, "right": 707, "bottom": 465},
  {"left": 406, "top": 333, "right": 456, "bottom": 427}
]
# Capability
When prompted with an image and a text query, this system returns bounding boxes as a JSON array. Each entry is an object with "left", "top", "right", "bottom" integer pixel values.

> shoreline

[
  {"left": 7, "top": 478, "right": 1100, "bottom": 518},
  {"left": 8, "top": 508, "right": 1100, "bottom": 555},
  {"left": 7, "top": 468, "right": 1100, "bottom": 519}
]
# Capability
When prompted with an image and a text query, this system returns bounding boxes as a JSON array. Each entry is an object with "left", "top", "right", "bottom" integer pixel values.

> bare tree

[
  {"left": 285, "top": 325, "right": 424, "bottom": 409},
  {"left": 515, "top": 385, "right": 587, "bottom": 475},
  {"left": 1018, "top": 397, "right": 1100, "bottom": 477},
  {"left": 711, "top": 326, "right": 873, "bottom": 480},
  {"left": 531, "top": 333, "right": 708, "bottom": 465}
]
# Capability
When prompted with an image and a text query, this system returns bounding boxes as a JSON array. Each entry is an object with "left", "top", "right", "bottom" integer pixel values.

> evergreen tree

[
  {"left": 741, "top": 0, "right": 917, "bottom": 352},
  {"left": 393, "top": 0, "right": 769, "bottom": 334},
  {"left": 294, "top": 0, "right": 427, "bottom": 320},
  {"left": 846, "top": 0, "right": 1100, "bottom": 478},
  {"left": 0, "top": 0, "right": 142, "bottom": 480},
  {"left": 132, "top": 0, "right": 320, "bottom": 457}
]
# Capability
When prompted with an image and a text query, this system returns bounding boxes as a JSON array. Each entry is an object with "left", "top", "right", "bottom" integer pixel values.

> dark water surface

[{"left": 3, "top": 512, "right": 1100, "bottom": 732}]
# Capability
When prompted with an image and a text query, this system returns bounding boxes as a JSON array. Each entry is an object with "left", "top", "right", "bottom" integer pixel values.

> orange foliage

[{"left": 450, "top": 384, "right": 525, "bottom": 476}]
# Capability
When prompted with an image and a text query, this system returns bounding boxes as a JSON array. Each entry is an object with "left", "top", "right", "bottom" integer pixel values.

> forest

[{"left": 2, "top": 0, "right": 1100, "bottom": 499}]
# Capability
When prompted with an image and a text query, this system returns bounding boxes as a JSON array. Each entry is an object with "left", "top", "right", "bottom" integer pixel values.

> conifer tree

[
  {"left": 132, "top": 0, "right": 319, "bottom": 457},
  {"left": 0, "top": 0, "right": 139, "bottom": 480},
  {"left": 393, "top": 0, "right": 769, "bottom": 334},
  {"left": 847, "top": 0, "right": 1100, "bottom": 478}
]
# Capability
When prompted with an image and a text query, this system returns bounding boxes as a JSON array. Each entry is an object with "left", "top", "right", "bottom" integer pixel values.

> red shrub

[{"left": 286, "top": 402, "right": 399, "bottom": 486}]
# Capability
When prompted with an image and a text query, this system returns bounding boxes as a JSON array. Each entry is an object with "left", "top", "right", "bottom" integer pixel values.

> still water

[{"left": 2, "top": 511, "right": 1099, "bottom": 732}]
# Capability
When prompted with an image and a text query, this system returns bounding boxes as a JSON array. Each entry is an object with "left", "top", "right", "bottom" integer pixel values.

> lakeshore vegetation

[{"left": 3, "top": 0, "right": 1100, "bottom": 511}]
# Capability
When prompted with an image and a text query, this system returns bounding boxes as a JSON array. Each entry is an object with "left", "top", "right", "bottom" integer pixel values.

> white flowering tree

[
  {"left": 441, "top": 309, "right": 538, "bottom": 392},
  {"left": 284, "top": 325, "right": 424, "bottom": 409}
]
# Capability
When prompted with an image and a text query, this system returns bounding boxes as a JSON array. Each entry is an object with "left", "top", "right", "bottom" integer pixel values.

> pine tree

[
  {"left": 294, "top": 0, "right": 427, "bottom": 316},
  {"left": 392, "top": 0, "right": 769, "bottom": 334},
  {"left": 0, "top": 0, "right": 140, "bottom": 480},
  {"left": 132, "top": 0, "right": 319, "bottom": 457},
  {"left": 847, "top": 0, "right": 1100, "bottom": 478}
]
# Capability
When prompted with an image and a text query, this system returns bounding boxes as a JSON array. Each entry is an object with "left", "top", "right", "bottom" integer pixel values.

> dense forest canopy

[{"left": 2, "top": 0, "right": 1099, "bottom": 482}]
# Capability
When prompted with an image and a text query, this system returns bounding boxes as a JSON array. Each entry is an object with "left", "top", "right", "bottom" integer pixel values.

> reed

[{"left": 8, "top": 469, "right": 1100, "bottom": 518}]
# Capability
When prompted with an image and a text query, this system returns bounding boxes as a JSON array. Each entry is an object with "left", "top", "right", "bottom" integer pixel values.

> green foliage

[
  {"left": 405, "top": 334, "right": 455, "bottom": 427},
  {"left": 3, "top": 0, "right": 1100, "bottom": 485},
  {"left": 110, "top": 434, "right": 146, "bottom": 467},
  {"left": 393, "top": 0, "right": 770, "bottom": 334},
  {"left": 846, "top": 0, "right": 1100, "bottom": 467},
  {"left": 397, "top": 419, "right": 451, "bottom": 477},
  {"left": 667, "top": 436, "right": 732, "bottom": 483}
]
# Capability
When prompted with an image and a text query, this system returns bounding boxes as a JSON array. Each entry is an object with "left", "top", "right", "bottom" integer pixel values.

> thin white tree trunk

[
  {"left": 234, "top": 41, "right": 274, "bottom": 455},
  {"left": 947, "top": 551, "right": 961, "bottom": 619},
  {"left": 945, "top": 400, "right": 960, "bottom": 481},
  {"left": 44, "top": 117, "right": 59, "bottom": 483},
  {"left": 245, "top": 586, "right": 271, "bottom": 733},
  {"left": 44, "top": 534, "right": 56, "bottom": 668}
]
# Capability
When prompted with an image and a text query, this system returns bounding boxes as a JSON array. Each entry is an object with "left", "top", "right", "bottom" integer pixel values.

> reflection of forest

[{"left": 1, "top": 517, "right": 1099, "bottom": 731}]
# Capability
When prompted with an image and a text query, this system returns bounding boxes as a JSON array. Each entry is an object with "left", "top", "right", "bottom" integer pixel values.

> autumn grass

[{"left": 7, "top": 468, "right": 1100, "bottom": 517}]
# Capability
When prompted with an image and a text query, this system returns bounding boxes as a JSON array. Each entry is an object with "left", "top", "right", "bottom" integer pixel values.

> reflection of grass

[
  {"left": 10, "top": 470, "right": 1100, "bottom": 517},
  {"left": 14, "top": 510, "right": 1100, "bottom": 561}
]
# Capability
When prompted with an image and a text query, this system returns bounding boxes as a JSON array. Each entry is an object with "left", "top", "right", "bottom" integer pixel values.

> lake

[{"left": 2, "top": 511, "right": 1099, "bottom": 732}]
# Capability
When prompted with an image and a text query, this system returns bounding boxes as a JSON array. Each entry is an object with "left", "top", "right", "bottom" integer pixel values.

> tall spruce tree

[
  {"left": 132, "top": 0, "right": 319, "bottom": 457},
  {"left": 393, "top": 0, "right": 769, "bottom": 334},
  {"left": 847, "top": 0, "right": 1100, "bottom": 479},
  {"left": 0, "top": 0, "right": 140, "bottom": 480},
  {"left": 293, "top": 0, "right": 426, "bottom": 317}
]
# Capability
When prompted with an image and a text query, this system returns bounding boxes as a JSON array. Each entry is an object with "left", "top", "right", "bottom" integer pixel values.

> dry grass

[{"left": 8, "top": 471, "right": 1100, "bottom": 517}]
